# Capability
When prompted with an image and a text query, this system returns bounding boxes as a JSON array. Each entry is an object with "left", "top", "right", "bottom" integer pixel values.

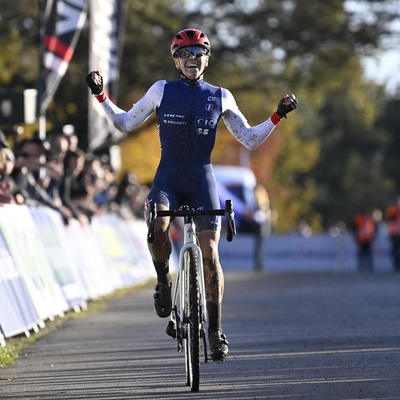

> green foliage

[
  {"left": 309, "top": 81, "right": 393, "bottom": 229},
  {"left": 0, "top": 340, "right": 19, "bottom": 367},
  {"left": 378, "top": 96, "right": 400, "bottom": 196},
  {"left": 0, "top": 1, "right": 38, "bottom": 86},
  {"left": 1, "top": 0, "right": 399, "bottom": 232}
]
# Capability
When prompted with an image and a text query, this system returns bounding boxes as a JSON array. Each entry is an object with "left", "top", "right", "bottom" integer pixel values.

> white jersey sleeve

[
  {"left": 221, "top": 88, "right": 277, "bottom": 150},
  {"left": 99, "top": 80, "right": 165, "bottom": 133}
]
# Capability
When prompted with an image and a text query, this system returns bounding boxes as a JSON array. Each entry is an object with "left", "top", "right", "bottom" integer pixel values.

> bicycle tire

[{"left": 183, "top": 248, "right": 200, "bottom": 391}]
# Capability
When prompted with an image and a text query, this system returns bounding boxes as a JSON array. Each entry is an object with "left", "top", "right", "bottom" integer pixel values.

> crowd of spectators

[{"left": 0, "top": 129, "right": 149, "bottom": 225}]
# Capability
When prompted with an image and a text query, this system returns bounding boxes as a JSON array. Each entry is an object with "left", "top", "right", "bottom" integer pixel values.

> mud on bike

[{"left": 147, "top": 200, "right": 236, "bottom": 392}]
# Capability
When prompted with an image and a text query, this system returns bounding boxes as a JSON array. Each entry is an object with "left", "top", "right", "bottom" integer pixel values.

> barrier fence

[
  {"left": 218, "top": 226, "right": 393, "bottom": 272},
  {"left": 0, "top": 204, "right": 157, "bottom": 345},
  {"left": 1, "top": 204, "right": 394, "bottom": 345}
]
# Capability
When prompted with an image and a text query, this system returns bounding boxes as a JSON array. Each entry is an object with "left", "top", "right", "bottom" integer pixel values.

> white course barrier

[
  {"left": 0, "top": 205, "right": 159, "bottom": 342},
  {"left": 3, "top": 203, "right": 392, "bottom": 342},
  {"left": 219, "top": 226, "right": 393, "bottom": 272}
]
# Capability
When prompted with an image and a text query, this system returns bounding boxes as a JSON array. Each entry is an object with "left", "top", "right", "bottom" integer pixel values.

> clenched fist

[
  {"left": 85, "top": 70, "right": 103, "bottom": 95},
  {"left": 276, "top": 94, "right": 298, "bottom": 118}
]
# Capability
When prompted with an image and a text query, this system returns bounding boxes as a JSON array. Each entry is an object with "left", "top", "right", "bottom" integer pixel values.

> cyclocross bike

[{"left": 147, "top": 199, "right": 236, "bottom": 392}]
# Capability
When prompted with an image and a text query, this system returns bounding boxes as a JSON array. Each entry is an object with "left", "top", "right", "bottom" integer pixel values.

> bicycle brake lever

[{"left": 225, "top": 200, "right": 237, "bottom": 242}]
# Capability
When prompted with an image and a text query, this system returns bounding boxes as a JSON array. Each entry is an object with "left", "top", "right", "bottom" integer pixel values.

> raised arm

[
  {"left": 221, "top": 88, "right": 298, "bottom": 150},
  {"left": 85, "top": 71, "right": 165, "bottom": 133}
]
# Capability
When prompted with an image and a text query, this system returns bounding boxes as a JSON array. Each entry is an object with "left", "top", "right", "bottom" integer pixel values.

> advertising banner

[
  {"left": 0, "top": 205, "right": 68, "bottom": 321},
  {"left": 0, "top": 230, "right": 38, "bottom": 338},
  {"left": 29, "top": 207, "right": 88, "bottom": 309}
]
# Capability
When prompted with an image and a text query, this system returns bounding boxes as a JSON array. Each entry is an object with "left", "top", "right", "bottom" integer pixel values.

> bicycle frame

[
  {"left": 175, "top": 219, "right": 207, "bottom": 330},
  {"left": 147, "top": 200, "right": 236, "bottom": 391}
]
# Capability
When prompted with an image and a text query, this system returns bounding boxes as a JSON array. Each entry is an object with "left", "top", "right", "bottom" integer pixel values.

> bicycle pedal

[{"left": 165, "top": 321, "right": 176, "bottom": 339}]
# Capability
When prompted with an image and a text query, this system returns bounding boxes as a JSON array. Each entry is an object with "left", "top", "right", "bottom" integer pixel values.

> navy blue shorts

[{"left": 146, "top": 168, "right": 221, "bottom": 232}]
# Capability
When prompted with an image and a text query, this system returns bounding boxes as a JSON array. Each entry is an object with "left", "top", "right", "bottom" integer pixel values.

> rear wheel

[{"left": 183, "top": 248, "right": 200, "bottom": 392}]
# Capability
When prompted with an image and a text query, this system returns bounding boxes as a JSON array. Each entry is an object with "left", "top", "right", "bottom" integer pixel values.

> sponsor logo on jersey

[
  {"left": 162, "top": 113, "right": 187, "bottom": 125},
  {"left": 196, "top": 128, "right": 210, "bottom": 135},
  {"left": 195, "top": 116, "right": 217, "bottom": 128}
]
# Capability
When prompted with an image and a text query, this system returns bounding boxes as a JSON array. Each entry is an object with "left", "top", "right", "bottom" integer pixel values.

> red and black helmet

[{"left": 170, "top": 28, "right": 211, "bottom": 56}]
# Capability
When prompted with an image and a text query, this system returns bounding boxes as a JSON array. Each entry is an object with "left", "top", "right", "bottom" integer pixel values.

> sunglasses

[{"left": 175, "top": 46, "right": 209, "bottom": 59}]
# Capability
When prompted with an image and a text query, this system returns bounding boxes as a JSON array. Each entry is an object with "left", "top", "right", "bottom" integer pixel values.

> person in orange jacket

[
  {"left": 385, "top": 199, "right": 400, "bottom": 272},
  {"left": 352, "top": 210, "right": 376, "bottom": 272}
]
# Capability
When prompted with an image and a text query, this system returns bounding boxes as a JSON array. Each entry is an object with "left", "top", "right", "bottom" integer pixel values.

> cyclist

[{"left": 85, "top": 28, "right": 298, "bottom": 361}]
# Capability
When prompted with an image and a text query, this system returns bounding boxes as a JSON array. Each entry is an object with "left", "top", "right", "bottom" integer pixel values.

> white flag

[{"left": 88, "top": 0, "right": 127, "bottom": 152}]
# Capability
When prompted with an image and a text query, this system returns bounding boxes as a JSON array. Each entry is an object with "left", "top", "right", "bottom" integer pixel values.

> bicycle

[{"left": 147, "top": 199, "right": 236, "bottom": 392}]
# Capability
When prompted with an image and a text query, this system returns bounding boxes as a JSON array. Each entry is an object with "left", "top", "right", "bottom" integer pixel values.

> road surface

[{"left": 1, "top": 271, "right": 399, "bottom": 399}]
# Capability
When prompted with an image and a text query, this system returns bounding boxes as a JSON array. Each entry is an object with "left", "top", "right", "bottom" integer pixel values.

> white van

[{"left": 213, "top": 165, "right": 271, "bottom": 235}]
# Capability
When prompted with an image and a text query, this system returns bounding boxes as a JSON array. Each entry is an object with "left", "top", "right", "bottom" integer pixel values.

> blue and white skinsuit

[{"left": 98, "top": 77, "right": 278, "bottom": 231}]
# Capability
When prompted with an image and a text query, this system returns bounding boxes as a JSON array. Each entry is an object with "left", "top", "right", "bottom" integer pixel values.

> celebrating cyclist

[{"left": 86, "top": 28, "right": 298, "bottom": 362}]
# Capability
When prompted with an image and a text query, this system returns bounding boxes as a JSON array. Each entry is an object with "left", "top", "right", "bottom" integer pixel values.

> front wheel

[{"left": 183, "top": 248, "right": 200, "bottom": 392}]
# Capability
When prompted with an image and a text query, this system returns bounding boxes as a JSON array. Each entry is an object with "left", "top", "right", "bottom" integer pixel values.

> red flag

[{"left": 38, "top": 0, "right": 88, "bottom": 115}]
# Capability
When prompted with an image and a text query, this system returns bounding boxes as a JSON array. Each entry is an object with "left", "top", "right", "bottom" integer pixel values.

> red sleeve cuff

[
  {"left": 271, "top": 112, "right": 283, "bottom": 125},
  {"left": 94, "top": 92, "right": 107, "bottom": 103}
]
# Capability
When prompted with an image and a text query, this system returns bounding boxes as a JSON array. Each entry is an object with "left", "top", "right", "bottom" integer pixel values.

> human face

[
  {"left": 174, "top": 46, "right": 209, "bottom": 80},
  {"left": 20, "top": 143, "right": 46, "bottom": 159}
]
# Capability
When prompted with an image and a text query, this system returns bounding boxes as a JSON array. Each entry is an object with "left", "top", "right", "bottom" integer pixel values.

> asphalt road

[{"left": 1, "top": 271, "right": 400, "bottom": 400}]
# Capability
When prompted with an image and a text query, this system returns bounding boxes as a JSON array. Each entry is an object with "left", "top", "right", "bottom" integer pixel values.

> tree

[
  {"left": 280, "top": 0, "right": 398, "bottom": 229},
  {"left": 1, "top": 0, "right": 399, "bottom": 233},
  {"left": 0, "top": 1, "right": 38, "bottom": 87},
  {"left": 378, "top": 96, "right": 400, "bottom": 202},
  {"left": 183, "top": 0, "right": 399, "bottom": 231}
]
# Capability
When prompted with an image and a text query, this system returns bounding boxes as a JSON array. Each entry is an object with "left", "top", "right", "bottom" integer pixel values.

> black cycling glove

[
  {"left": 85, "top": 71, "right": 103, "bottom": 95},
  {"left": 276, "top": 94, "right": 298, "bottom": 118}
]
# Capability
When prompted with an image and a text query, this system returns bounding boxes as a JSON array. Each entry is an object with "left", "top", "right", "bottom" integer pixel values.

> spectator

[
  {"left": 80, "top": 154, "right": 106, "bottom": 218},
  {"left": 48, "top": 133, "right": 69, "bottom": 164},
  {"left": 0, "top": 131, "right": 16, "bottom": 205},
  {"left": 385, "top": 199, "right": 400, "bottom": 272},
  {"left": 112, "top": 172, "right": 148, "bottom": 219},
  {"left": 12, "top": 138, "right": 52, "bottom": 204},
  {"left": 46, "top": 133, "right": 74, "bottom": 223},
  {"left": 92, "top": 155, "right": 118, "bottom": 214},
  {"left": 1, "top": 129, "right": 148, "bottom": 228},
  {"left": 352, "top": 210, "right": 376, "bottom": 272},
  {"left": 58, "top": 148, "right": 90, "bottom": 225},
  {"left": 10, "top": 137, "right": 73, "bottom": 221},
  {"left": 65, "top": 132, "right": 79, "bottom": 152}
]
